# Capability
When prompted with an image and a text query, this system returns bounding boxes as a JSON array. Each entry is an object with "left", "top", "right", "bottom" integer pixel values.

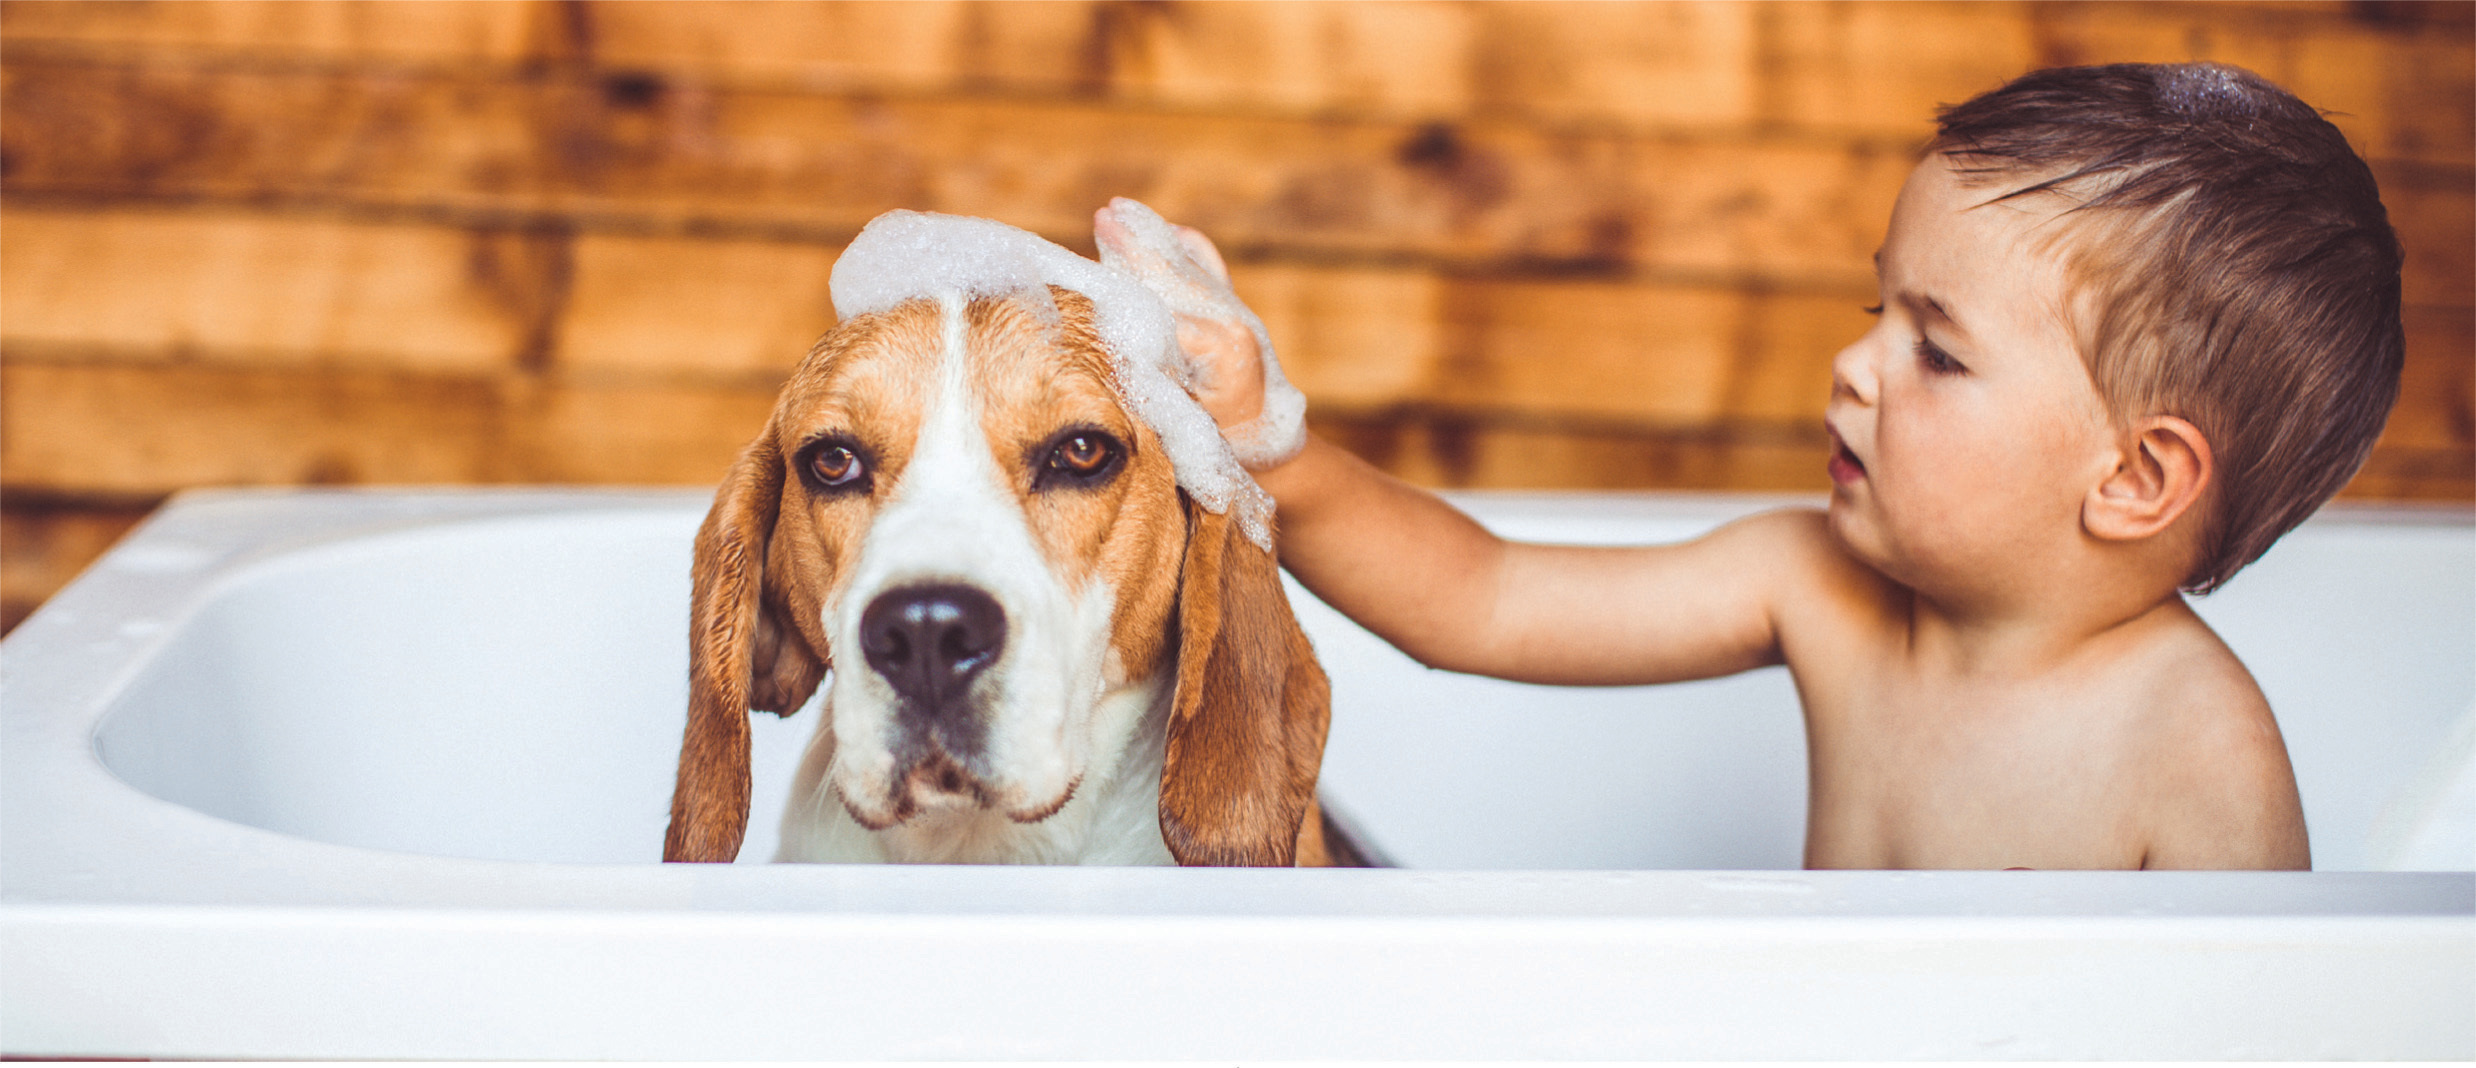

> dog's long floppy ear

[
  {"left": 1158, "top": 495, "right": 1334, "bottom": 866},
  {"left": 664, "top": 434, "right": 828, "bottom": 863}
]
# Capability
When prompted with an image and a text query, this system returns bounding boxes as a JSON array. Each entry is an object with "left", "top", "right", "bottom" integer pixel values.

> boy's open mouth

[{"left": 1827, "top": 428, "right": 1866, "bottom": 485}]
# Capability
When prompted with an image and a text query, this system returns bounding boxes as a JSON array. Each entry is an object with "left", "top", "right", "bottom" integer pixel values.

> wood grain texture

[
  {"left": 0, "top": 360, "right": 776, "bottom": 494},
  {"left": 0, "top": 0, "right": 543, "bottom": 65},
  {"left": 0, "top": 53, "right": 1916, "bottom": 282},
  {"left": 0, "top": 206, "right": 551, "bottom": 371}
]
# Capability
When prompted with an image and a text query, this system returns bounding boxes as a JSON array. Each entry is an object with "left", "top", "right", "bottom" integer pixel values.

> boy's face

[{"left": 1824, "top": 154, "right": 2119, "bottom": 601}]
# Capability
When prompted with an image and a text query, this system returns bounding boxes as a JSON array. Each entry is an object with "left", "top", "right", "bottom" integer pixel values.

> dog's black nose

[{"left": 860, "top": 584, "right": 1007, "bottom": 712}]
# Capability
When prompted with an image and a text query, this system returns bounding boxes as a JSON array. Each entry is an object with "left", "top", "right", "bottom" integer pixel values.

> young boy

[{"left": 1103, "top": 63, "right": 2403, "bottom": 869}]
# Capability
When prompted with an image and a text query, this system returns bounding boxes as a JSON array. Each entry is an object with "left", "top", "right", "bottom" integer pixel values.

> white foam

[
  {"left": 2155, "top": 63, "right": 2260, "bottom": 120},
  {"left": 1093, "top": 197, "right": 1307, "bottom": 470},
  {"left": 829, "top": 208, "right": 1275, "bottom": 548}
]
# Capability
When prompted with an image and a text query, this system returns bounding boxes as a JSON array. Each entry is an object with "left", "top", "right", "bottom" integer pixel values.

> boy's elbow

[{"left": 1391, "top": 632, "right": 1495, "bottom": 677}]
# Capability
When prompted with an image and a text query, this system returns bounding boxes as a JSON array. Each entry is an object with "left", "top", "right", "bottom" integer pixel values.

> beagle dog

[{"left": 662, "top": 284, "right": 1338, "bottom": 866}]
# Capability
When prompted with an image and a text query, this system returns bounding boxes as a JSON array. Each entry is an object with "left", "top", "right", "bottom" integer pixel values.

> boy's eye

[
  {"left": 1862, "top": 304, "right": 1884, "bottom": 316},
  {"left": 1915, "top": 339, "right": 1967, "bottom": 376}
]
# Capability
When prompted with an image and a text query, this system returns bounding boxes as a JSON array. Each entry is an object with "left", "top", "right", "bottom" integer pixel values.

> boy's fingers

[
  {"left": 1173, "top": 314, "right": 1266, "bottom": 427},
  {"left": 1176, "top": 314, "right": 1257, "bottom": 365},
  {"left": 1093, "top": 207, "right": 1136, "bottom": 259},
  {"left": 1174, "top": 224, "right": 1231, "bottom": 285},
  {"left": 1095, "top": 201, "right": 1235, "bottom": 296}
]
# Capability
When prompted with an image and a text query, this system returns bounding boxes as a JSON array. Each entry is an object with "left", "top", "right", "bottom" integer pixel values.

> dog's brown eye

[
  {"left": 1056, "top": 435, "right": 1108, "bottom": 474},
  {"left": 1035, "top": 428, "right": 1123, "bottom": 489},
  {"left": 799, "top": 439, "right": 871, "bottom": 494},
  {"left": 814, "top": 446, "right": 862, "bottom": 485}
]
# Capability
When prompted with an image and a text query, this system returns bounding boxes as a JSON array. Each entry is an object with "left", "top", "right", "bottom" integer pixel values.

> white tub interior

[{"left": 79, "top": 492, "right": 2476, "bottom": 872}]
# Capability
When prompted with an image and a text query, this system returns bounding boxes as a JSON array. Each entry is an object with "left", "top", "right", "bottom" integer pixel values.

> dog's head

[{"left": 663, "top": 285, "right": 1329, "bottom": 865}]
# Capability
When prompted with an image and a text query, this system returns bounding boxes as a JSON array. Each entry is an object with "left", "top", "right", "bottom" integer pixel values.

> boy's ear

[{"left": 2085, "top": 415, "right": 2213, "bottom": 542}]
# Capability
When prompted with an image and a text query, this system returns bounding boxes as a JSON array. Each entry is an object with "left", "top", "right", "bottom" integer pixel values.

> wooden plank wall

[{"left": 3, "top": 0, "right": 2470, "bottom": 632}]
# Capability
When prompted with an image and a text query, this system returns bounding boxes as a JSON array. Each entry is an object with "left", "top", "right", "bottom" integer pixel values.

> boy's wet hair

[{"left": 1935, "top": 63, "right": 2403, "bottom": 593}]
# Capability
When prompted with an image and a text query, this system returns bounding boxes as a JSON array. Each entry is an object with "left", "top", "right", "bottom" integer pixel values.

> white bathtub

[{"left": 3, "top": 488, "right": 2468, "bottom": 1058}]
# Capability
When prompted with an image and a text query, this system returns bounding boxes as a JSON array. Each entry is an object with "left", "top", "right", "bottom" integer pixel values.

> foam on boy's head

[
  {"left": 2153, "top": 64, "right": 2261, "bottom": 121},
  {"left": 828, "top": 209, "right": 1275, "bottom": 549}
]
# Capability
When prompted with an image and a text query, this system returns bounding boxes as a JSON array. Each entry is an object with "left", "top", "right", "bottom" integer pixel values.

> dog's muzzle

[{"left": 861, "top": 582, "right": 1006, "bottom": 743}]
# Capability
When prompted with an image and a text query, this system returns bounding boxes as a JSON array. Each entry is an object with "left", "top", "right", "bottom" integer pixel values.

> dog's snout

[{"left": 861, "top": 584, "right": 1007, "bottom": 711}]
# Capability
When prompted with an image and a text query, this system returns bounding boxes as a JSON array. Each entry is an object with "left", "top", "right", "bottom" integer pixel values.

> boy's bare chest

[{"left": 1799, "top": 672, "right": 2157, "bottom": 869}]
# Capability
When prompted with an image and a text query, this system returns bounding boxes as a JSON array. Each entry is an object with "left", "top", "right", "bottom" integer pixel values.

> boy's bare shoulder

[
  {"left": 2125, "top": 606, "right": 2310, "bottom": 870},
  {"left": 1720, "top": 508, "right": 1890, "bottom": 586},
  {"left": 1720, "top": 506, "right": 1904, "bottom": 631}
]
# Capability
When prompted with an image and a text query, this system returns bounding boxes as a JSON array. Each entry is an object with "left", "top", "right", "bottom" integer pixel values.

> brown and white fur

[{"left": 664, "top": 286, "right": 1335, "bottom": 866}]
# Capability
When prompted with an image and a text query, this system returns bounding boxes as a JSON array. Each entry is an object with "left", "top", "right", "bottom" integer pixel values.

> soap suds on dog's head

[
  {"left": 1093, "top": 198, "right": 1306, "bottom": 471},
  {"left": 829, "top": 209, "right": 1275, "bottom": 548}
]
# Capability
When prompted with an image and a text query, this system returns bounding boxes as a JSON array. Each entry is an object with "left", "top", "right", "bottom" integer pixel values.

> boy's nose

[{"left": 1829, "top": 337, "right": 1879, "bottom": 406}]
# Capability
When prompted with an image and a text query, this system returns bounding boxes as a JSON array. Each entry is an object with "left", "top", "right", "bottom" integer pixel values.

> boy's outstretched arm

[
  {"left": 1255, "top": 432, "right": 1795, "bottom": 685},
  {"left": 1098, "top": 203, "right": 1795, "bottom": 686}
]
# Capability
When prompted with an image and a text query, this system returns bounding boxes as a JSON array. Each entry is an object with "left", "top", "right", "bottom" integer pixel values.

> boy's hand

[
  {"left": 1169, "top": 314, "right": 1266, "bottom": 431},
  {"left": 1094, "top": 197, "right": 1306, "bottom": 469}
]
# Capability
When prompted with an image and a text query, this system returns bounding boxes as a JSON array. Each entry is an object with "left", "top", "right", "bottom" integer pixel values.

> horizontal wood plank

[
  {"left": 0, "top": 204, "right": 1875, "bottom": 428},
  {"left": 0, "top": 361, "right": 779, "bottom": 494},
  {"left": 1101, "top": 1, "right": 1474, "bottom": 118},
  {"left": 1, "top": 361, "right": 506, "bottom": 491},
  {"left": 1468, "top": 2, "right": 1761, "bottom": 128},
  {"left": 2029, "top": 1, "right": 2475, "bottom": 167},
  {"left": 1761, "top": 1, "right": 2476, "bottom": 166},
  {"left": 1315, "top": 409, "right": 1833, "bottom": 494},
  {"left": 1100, "top": 0, "right": 1773, "bottom": 128},
  {"left": 9, "top": 51, "right": 2456, "bottom": 292},
  {"left": 559, "top": 232, "right": 839, "bottom": 380},
  {"left": 2338, "top": 445, "right": 2476, "bottom": 502},
  {"left": 503, "top": 375, "right": 777, "bottom": 485},
  {"left": 2381, "top": 163, "right": 2476, "bottom": 310},
  {"left": 11, "top": 53, "right": 2458, "bottom": 294},
  {"left": 0, "top": 206, "right": 551, "bottom": 371},
  {"left": 0, "top": 54, "right": 1922, "bottom": 284},
  {"left": 584, "top": 1, "right": 1072, "bottom": 95},
  {"left": 2383, "top": 305, "right": 2476, "bottom": 454},
  {"left": 15, "top": 2, "right": 2454, "bottom": 160},
  {"left": 1430, "top": 280, "right": 1845, "bottom": 425},
  {"left": 1764, "top": 1, "right": 2038, "bottom": 142},
  {"left": 1222, "top": 263, "right": 1444, "bottom": 409},
  {"left": 0, "top": 0, "right": 544, "bottom": 65}
]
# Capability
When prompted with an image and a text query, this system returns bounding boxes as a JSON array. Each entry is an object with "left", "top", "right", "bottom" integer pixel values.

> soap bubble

[{"left": 1094, "top": 197, "right": 1307, "bottom": 472}]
